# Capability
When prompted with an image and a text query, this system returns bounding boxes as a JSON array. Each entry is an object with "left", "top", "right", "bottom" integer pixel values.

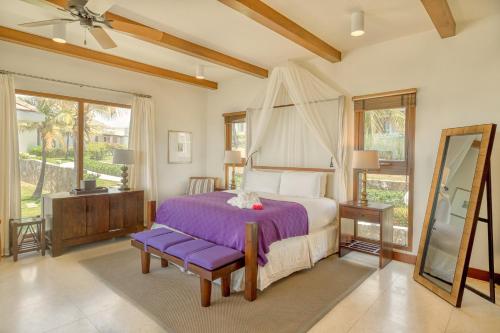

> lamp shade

[
  {"left": 113, "top": 149, "right": 134, "bottom": 165},
  {"left": 352, "top": 150, "right": 379, "bottom": 170},
  {"left": 224, "top": 150, "right": 241, "bottom": 164}
]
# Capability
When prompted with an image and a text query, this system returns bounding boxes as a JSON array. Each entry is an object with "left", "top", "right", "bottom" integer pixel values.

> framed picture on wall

[{"left": 168, "top": 130, "right": 192, "bottom": 164}]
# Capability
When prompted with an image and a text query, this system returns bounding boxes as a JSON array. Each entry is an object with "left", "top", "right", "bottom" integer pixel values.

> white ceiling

[{"left": 0, "top": 0, "right": 499, "bottom": 84}]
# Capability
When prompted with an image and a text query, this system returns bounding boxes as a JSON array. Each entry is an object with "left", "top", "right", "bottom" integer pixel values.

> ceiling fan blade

[
  {"left": 89, "top": 26, "right": 117, "bottom": 49},
  {"left": 19, "top": 19, "right": 75, "bottom": 27},
  {"left": 85, "top": 0, "right": 120, "bottom": 15}
]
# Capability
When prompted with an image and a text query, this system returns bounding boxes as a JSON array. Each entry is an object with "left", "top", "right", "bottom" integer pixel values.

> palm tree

[
  {"left": 18, "top": 96, "right": 67, "bottom": 198},
  {"left": 364, "top": 109, "right": 406, "bottom": 159},
  {"left": 56, "top": 102, "right": 79, "bottom": 160},
  {"left": 19, "top": 97, "right": 123, "bottom": 198}
]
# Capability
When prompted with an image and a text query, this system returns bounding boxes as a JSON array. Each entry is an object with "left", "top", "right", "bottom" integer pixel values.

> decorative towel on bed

[
  {"left": 226, "top": 191, "right": 261, "bottom": 209},
  {"left": 155, "top": 192, "right": 308, "bottom": 266}
]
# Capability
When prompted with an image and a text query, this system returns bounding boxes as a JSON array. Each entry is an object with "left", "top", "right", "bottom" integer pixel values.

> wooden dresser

[{"left": 43, "top": 189, "right": 144, "bottom": 256}]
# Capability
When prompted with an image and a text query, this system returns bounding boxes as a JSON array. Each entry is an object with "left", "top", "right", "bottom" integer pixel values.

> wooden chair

[{"left": 186, "top": 177, "right": 219, "bottom": 195}]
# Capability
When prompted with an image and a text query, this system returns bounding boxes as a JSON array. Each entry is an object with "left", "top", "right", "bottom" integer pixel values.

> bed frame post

[
  {"left": 147, "top": 201, "right": 156, "bottom": 230},
  {"left": 245, "top": 222, "right": 258, "bottom": 302}
]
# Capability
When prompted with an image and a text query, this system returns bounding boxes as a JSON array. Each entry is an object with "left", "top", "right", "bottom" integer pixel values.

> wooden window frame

[
  {"left": 223, "top": 111, "right": 246, "bottom": 189},
  {"left": 15, "top": 89, "right": 131, "bottom": 183},
  {"left": 353, "top": 89, "right": 416, "bottom": 251}
]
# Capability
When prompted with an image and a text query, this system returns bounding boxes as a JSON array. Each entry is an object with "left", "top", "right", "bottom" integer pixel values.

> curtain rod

[
  {"left": 246, "top": 97, "right": 340, "bottom": 112},
  {"left": 0, "top": 69, "right": 152, "bottom": 99},
  {"left": 272, "top": 97, "right": 340, "bottom": 109}
]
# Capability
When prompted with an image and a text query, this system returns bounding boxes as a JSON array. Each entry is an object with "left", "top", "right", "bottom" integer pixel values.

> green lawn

[
  {"left": 20, "top": 182, "right": 44, "bottom": 218},
  {"left": 46, "top": 157, "right": 74, "bottom": 165},
  {"left": 96, "top": 178, "right": 120, "bottom": 188}
]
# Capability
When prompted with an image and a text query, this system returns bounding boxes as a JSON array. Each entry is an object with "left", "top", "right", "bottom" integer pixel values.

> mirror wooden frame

[{"left": 414, "top": 124, "right": 496, "bottom": 307}]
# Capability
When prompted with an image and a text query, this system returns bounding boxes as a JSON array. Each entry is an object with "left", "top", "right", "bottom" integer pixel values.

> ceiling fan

[{"left": 18, "top": 0, "right": 120, "bottom": 49}]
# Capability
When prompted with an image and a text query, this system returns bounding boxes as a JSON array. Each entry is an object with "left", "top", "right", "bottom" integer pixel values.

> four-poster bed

[
  {"left": 144, "top": 164, "right": 338, "bottom": 298},
  {"left": 137, "top": 62, "right": 347, "bottom": 302}
]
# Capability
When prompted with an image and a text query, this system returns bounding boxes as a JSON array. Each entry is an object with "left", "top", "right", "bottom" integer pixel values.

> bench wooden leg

[
  {"left": 221, "top": 276, "right": 231, "bottom": 297},
  {"left": 141, "top": 250, "right": 150, "bottom": 274},
  {"left": 200, "top": 278, "right": 212, "bottom": 307},
  {"left": 161, "top": 258, "right": 168, "bottom": 267}
]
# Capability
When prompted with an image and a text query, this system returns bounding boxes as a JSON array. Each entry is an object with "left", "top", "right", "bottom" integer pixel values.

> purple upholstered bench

[{"left": 131, "top": 229, "right": 245, "bottom": 307}]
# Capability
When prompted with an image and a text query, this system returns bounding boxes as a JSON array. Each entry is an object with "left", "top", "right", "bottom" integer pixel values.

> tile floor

[{"left": 0, "top": 239, "right": 498, "bottom": 333}]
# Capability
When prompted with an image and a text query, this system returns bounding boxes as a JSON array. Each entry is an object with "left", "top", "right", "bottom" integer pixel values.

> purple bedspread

[{"left": 155, "top": 192, "right": 308, "bottom": 266}]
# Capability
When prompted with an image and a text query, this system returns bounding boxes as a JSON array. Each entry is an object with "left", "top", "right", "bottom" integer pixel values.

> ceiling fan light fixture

[
  {"left": 350, "top": 11, "right": 365, "bottom": 37},
  {"left": 52, "top": 23, "right": 67, "bottom": 43},
  {"left": 196, "top": 64, "right": 205, "bottom": 80}
]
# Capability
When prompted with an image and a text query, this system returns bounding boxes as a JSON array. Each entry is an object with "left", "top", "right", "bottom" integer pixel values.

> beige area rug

[{"left": 81, "top": 249, "right": 376, "bottom": 333}]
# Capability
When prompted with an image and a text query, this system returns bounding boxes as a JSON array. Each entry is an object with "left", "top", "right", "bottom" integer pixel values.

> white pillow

[
  {"left": 279, "top": 172, "right": 324, "bottom": 198},
  {"left": 243, "top": 171, "right": 281, "bottom": 194}
]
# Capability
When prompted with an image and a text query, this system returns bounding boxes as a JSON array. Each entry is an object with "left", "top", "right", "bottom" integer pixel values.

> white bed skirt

[
  {"left": 152, "top": 223, "right": 338, "bottom": 292},
  {"left": 232, "top": 224, "right": 338, "bottom": 291}
]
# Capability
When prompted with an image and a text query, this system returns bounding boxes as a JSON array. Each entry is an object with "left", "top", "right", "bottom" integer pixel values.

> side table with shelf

[
  {"left": 9, "top": 217, "right": 46, "bottom": 262},
  {"left": 339, "top": 201, "right": 394, "bottom": 268}
]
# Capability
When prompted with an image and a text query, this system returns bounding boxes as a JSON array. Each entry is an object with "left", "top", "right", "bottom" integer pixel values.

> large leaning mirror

[{"left": 414, "top": 124, "right": 496, "bottom": 307}]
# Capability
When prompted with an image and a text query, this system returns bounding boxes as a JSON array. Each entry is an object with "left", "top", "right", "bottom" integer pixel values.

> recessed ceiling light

[
  {"left": 196, "top": 64, "right": 205, "bottom": 80},
  {"left": 52, "top": 23, "right": 67, "bottom": 43},
  {"left": 351, "top": 11, "right": 365, "bottom": 37}
]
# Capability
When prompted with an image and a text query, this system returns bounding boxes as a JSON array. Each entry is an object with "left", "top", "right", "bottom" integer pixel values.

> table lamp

[
  {"left": 224, "top": 150, "right": 242, "bottom": 190},
  {"left": 352, "top": 150, "right": 380, "bottom": 205},
  {"left": 113, "top": 149, "right": 134, "bottom": 191}
]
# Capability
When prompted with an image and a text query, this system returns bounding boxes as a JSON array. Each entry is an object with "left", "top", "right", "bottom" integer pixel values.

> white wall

[
  {"left": 0, "top": 41, "right": 208, "bottom": 201},
  {"left": 206, "top": 14, "right": 500, "bottom": 270},
  {"left": 205, "top": 75, "right": 263, "bottom": 183}
]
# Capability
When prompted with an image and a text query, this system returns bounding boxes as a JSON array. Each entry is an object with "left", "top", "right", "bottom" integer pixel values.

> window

[
  {"left": 224, "top": 112, "right": 246, "bottom": 189},
  {"left": 353, "top": 90, "right": 416, "bottom": 250},
  {"left": 83, "top": 103, "right": 131, "bottom": 188},
  {"left": 16, "top": 90, "right": 131, "bottom": 217}
]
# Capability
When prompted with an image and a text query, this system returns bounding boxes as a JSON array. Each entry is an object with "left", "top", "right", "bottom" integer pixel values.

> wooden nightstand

[{"left": 339, "top": 201, "right": 394, "bottom": 268}]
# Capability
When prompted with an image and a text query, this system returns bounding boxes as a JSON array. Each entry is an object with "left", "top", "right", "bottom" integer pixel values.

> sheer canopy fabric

[
  {"left": 445, "top": 135, "right": 479, "bottom": 186},
  {"left": 0, "top": 74, "right": 21, "bottom": 255},
  {"left": 245, "top": 63, "right": 347, "bottom": 201},
  {"left": 129, "top": 96, "right": 158, "bottom": 202}
]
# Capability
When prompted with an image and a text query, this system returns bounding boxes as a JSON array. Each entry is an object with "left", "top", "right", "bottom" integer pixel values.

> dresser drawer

[{"left": 340, "top": 206, "right": 380, "bottom": 223}]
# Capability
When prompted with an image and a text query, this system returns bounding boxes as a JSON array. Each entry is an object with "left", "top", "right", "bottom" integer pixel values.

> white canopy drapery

[
  {"left": 444, "top": 135, "right": 479, "bottom": 186},
  {"left": 245, "top": 63, "right": 347, "bottom": 202}
]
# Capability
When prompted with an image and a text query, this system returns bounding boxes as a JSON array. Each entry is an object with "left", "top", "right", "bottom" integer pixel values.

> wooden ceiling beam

[
  {"left": 421, "top": 0, "right": 456, "bottom": 38},
  {"left": 105, "top": 13, "right": 268, "bottom": 78},
  {"left": 218, "top": 0, "right": 341, "bottom": 63},
  {"left": 31, "top": 0, "right": 268, "bottom": 78},
  {"left": 0, "top": 26, "right": 218, "bottom": 90}
]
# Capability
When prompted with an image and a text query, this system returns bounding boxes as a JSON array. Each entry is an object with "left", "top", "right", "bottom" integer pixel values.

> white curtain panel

[
  {"left": 129, "top": 96, "right": 158, "bottom": 202},
  {"left": 245, "top": 63, "right": 348, "bottom": 202},
  {"left": 0, "top": 74, "right": 21, "bottom": 255}
]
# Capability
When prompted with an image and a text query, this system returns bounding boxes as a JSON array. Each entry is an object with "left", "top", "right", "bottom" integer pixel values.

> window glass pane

[
  {"left": 358, "top": 173, "right": 409, "bottom": 246},
  {"left": 17, "top": 94, "right": 78, "bottom": 217},
  {"left": 83, "top": 103, "right": 131, "bottom": 188},
  {"left": 364, "top": 108, "right": 406, "bottom": 161},
  {"left": 228, "top": 166, "right": 244, "bottom": 189},
  {"left": 231, "top": 121, "right": 246, "bottom": 158}
]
